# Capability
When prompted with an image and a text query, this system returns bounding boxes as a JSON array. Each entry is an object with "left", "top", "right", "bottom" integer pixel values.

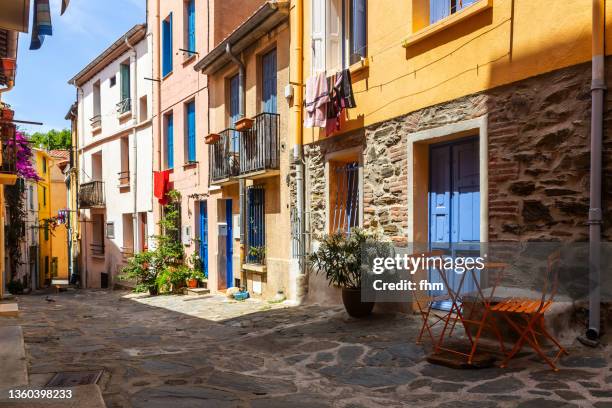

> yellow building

[
  {"left": 290, "top": 0, "right": 611, "bottom": 305},
  {"left": 33, "top": 149, "right": 69, "bottom": 287}
]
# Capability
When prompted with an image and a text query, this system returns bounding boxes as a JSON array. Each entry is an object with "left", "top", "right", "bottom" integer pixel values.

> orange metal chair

[{"left": 492, "top": 250, "right": 568, "bottom": 371}]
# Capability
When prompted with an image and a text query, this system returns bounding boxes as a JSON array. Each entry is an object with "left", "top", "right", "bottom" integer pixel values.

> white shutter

[
  {"left": 312, "top": 0, "right": 326, "bottom": 73},
  {"left": 327, "top": 0, "right": 342, "bottom": 72}
]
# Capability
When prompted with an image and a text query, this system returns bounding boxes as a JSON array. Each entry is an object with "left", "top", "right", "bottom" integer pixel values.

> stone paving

[{"left": 2, "top": 290, "right": 612, "bottom": 408}]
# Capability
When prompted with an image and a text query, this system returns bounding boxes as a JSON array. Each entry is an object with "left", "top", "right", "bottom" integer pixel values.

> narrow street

[{"left": 3, "top": 290, "right": 611, "bottom": 408}]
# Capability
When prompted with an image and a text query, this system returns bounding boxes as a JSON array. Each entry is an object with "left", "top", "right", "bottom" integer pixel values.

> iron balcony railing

[
  {"left": 239, "top": 112, "right": 280, "bottom": 176},
  {"left": 0, "top": 124, "right": 17, "bottom": 174},
  {"left": 79, "top": 180, "right": 105, "bottom": 208},
  {"left": 90, "top": 243, "right": 105, "bottom": 256},
  {"left": 90, "top": 115, "right": 102, "bottom": 129},
  {"left": 116, "top": 98, "right": 131, "bottom": 115},
  {"left": 209, "top": 128, "right": 239, "bottom": 183}
]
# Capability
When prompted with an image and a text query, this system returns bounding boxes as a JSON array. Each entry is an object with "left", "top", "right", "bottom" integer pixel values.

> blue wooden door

[
  {"left": 226, "top": 199, "right": 233, "bottom": 288},
  {"left": 199, "top": 201, "right": 208, "bottom": 278},
  {"left": 429, "top": 138, "right": 479, "bottom": 309},
  {"left": 247, "top": 187, "right": 265, "bottom": 263},
  {"left": 262, "top": 49, "right": 277, "bottom": 114},
  {"left": 187, "top": 101, "right": 196, "bottom": 162},
  {"left": 229, "top": 75, "right": 240, "bottom": 152}
]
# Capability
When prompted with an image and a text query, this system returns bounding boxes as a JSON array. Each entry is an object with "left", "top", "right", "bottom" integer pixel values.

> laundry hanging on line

[{"left": 304, "top": 68, "right": 357, "bottom": 132}]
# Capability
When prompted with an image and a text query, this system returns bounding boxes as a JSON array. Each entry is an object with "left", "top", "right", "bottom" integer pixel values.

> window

[
  {"left": 162, "top": 13, "right": 173, "bottom": 76},
  {"left": 229, "top": 75, "right": 240, "bottom": 153},
  {"left": 430, "top": 0, "right": 478, "bottom": 24},
  {"left": 247, "top": 186, "right": 265, "bottom": 264},
  {"left": 29, "top": 185, "right": 34, "bottom": 210},
  {"left": 139, "top": 95, "right": 148, "bottom": 122},
  {"left": 329, "top": 161, "right": 361, "bottom": 233},
  {"left": 312, "top": 0, "right": 367, "bottom": 72},
  {"left": 42, "top": 186, "right": 47, "bottom": 207},
  {"left": 165, "top": 112, "right": 174, "bottom": 169},
  {"left": 106, "top": 222, "right": 115, "bottom": 239},
  {"left": 110, "top": 75, "right": 117, "bottom": 87},
  {"left": 185, "top": 0, "right": 196, "bottom": 54},
  {"left": 42, "top": 157, "right": 47, "bottom": 173},
  {"left": 261, "top": 49, "right": 277, "bottom": 114},
  {"left": 44, "top": 224, "right": 49, "bottom": 241},
  {"left": 185, "top": 101, "right": 196, "bottom": 162},
  {"left": 119, "top": 137, "right": 130, "bottom": 187},
  {"left": 119, "top": 61, "right": 131, "bottom": 113},
  {"left": 93, "top": 80, "right": 101, "bottom": 126}
]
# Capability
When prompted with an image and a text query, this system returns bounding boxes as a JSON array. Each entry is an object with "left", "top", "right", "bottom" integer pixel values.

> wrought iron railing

[
  {"left": 90, "top": 115, "right": 102, "bottom": 129},
  {"left": 0, "top": 123, "right": 17, "bottom": 174},
  {"left": 118, "top": 171, "right": 130, "bottom": 187},
  {"left": 239, "top": 112, "right": 280, "bottom": 176},
  {"left": 90, "top": 243, "right": 105, "bottom": 256},
  {"left": 116, "top": 98, "right": 131, "bottom": 115},
  {"left": 79, "top": 180, "right": 105, "bottom": 208},
  {"left": 209, "top": 128, "right": 239, "bottom": 183}
]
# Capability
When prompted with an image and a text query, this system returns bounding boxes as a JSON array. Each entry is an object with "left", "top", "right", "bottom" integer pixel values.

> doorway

[
  {"left": 199, "top": 201, "right": 208, "bottom": 278},
  {"left": 428, "top": 137, "right": 480, "bottom": 309}
]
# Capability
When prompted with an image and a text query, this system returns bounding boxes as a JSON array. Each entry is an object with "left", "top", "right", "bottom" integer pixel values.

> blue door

[
  {"left": 229, "top": 75, "right": 240, "bottom": 152},
  {"left": 262, "top": 49, "right": 277, "bottom": 114},
  {"left": 429, "top": 138, "right": 480, "bottom": 309},
  {"left": 247, "top": 187, "right": 265, "bottom": 263},
  {"left": 199, "top": 201, "right": 208, "bottom": 278},
  {"left": 226, "top": 199, "right": 233, "bottom": 288}
]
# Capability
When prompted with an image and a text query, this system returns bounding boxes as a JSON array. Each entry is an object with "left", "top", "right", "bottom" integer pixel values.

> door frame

[
  {"left": 407, "top": 115, "right": 488, "bottom": 243},
  {"left": 199, "top": 201, "right": 208, "bottom": 278}
]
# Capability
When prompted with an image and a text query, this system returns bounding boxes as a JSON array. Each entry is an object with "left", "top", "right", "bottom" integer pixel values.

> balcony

[
  {"left": 90, "top": 115, "right": 102, "bottom": 131},
  {"left": 79, "top": 181, "right": 105, "bottom": 209},
  {"left": 208, "top": 128, "right": 239, "bottom": 184},
  {"left": 239, "top": 112, "right": 280, "bottom": 178},
  {"left": 0, "top": 123, "right": 17, "bottom": 174},
  {"left": 116, "top": 98, "right": 131, "bottom": 116}
]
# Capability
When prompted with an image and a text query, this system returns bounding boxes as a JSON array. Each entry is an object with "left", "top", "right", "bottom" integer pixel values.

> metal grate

[
  {"left": 46, "top": 370, "right": 103, "bottom": 388},
  {"left": 331, "top": 162, "right": 360, "bottom": 233}
]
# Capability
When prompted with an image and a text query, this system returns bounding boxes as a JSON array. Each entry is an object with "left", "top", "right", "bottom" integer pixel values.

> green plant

[
  {"left": 188, "top": 248, "right": 203, "bottom": 272},
  {"left": 187, "top": 267, "right": 204, "bottom": 281},
  {"left": 248, "top": 246, "right": 266, "bottom": 264},
  {"left": 155, "top": 264, "right": 190, "bottom": 293},
  {"left": 7, "top": 280, "right": 24, "bottom": 295},
  {"left": 118, "top": 251, "right": 155, "bottom": 293},
  {"left": 308, "top": 228, "right": 391, "bottom": 289}
]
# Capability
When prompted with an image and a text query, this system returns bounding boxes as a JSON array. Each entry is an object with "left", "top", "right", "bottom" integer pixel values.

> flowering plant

[{"left": 8, "top": 131, "right": 40, "bottom": 181}]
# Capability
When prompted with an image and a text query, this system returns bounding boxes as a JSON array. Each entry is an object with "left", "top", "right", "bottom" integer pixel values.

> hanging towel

[
  {"left": 30, "top": 0, "right": 53, "bottom": 50},
  {"left": 153, "top": 170, "right": 171, "bottom": 205},
  {"left": 304, "top": 72, "right": 330, "bottom": 128},
  {"left": 339, "top": 69, "right": 356, "bottom": 109},
  {"left": 61, "top": 0, "right": 70, "bottom": 15}
]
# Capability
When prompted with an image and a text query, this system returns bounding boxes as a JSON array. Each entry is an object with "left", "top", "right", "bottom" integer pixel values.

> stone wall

[{"left": 302, "top": 59, "right": 612, "bottom": 245}]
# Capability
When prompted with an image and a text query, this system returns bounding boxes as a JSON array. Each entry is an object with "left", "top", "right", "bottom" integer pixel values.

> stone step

[
  {"left": 0, "top": 384, "right": 106, "bottom": 407},
  {"left": 0, "top": 326, "right": 28, "bottom": 389},
  {"left": 186, "top": 288, "right": 211, "bottom": 296},
  {"left": 0, "top": 303, "right": 19, "bottom": 317}
]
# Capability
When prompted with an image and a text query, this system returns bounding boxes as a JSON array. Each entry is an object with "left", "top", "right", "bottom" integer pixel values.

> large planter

[
  {"left": 235, "top": 117, "right": 254, "bottom": 131},
  {"left": 187, "top": 278, "right": 198, "bottom": 288},
  {"left": 341, "top": 288, "right": 374, "bottom": 318},
  {"left": 205, "top": 133, "right": 220, "bottom": 144}
]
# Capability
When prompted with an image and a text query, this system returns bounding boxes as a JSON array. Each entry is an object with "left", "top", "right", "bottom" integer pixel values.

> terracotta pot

[
  {"left": 235, "top": 117, "right": 254, "bottom": 131},
  {"left": 0, "top": 58, "right": 16, "bottom": 78},
  {"left": 187, "top": 278, "right": 198, "bottom": 288},
  {"left": 1, "top": 108, "right": 14, "bottom": 121},
  {"left": 205, "top": 133, "right": 220, "bottom": 144},
  {"left": 341, "top": 288, "right": 374, "bottom": 318}
]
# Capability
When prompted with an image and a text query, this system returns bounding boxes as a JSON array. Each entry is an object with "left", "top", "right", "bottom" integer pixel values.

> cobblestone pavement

[{"left": 4, "top": 290, "right": 612, "bottom": 408}]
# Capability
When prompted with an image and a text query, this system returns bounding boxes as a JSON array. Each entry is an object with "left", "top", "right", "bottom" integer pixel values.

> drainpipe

[
  {"left": 154, "top": 0, "right": 162, "bottom": 236},
  {"left": 225, "top": 43, "right": 247, "bottom": 291},
  {"left": 125, "top": 35, "right": 140, "bottom": 254},
  {"left": 586, "top": 0, "right": 605, "bottom": 343},
  {"left": 293, "top": 0, "right": 306, "bottom": 303},
  {"left": 77, "top": 86, "right": 87, "bottom": 289}
]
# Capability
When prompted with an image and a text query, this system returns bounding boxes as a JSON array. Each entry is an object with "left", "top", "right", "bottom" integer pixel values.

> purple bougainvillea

[{"left": 14, "top": 131, "right": 40, "bottom": 181}]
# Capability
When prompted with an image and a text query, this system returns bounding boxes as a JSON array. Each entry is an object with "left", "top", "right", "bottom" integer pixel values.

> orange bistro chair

[{"left": 492, "top": 251, "right": 568, "bottom": 371}]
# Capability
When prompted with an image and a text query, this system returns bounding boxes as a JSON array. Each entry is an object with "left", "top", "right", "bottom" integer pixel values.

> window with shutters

[
  {"left": 312, "top": 0, "right": 367, "bottom": 73},
  {"left": 184, "top": 0, "right": 196, "bottom": 56},
  {"left": 162, "top": 13, "right": 173, "bottom": 77},
  {"left": 185, "top": 100, "right": 196, "bottom": 163},
  {"left": 429, "top": 0, "right": 478, "bottom": 24},
  {"left": 165, "top": 112, "right": 174, "bottom": 169},
  {"left": 261, "top": 48, "right": 277, "bottom": 114}
]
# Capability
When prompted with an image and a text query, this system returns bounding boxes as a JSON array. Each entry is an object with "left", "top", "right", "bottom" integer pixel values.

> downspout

[
  {"left": 225, "top": 43, "right": 247, "bottom": 291},
  {"left": 293, "top": 0, "right": 306, "bottom": 302},
  {"left": 125, "top": 35, "right": 140, "bottom": 255},
  {"left": 154, "top": 0, "right": 162, "bottom": 235},
  {"left": 77, "top": 86, "right": 86, "bottom": 288},
  {"left": 586, "top": 0, "right": 605, "bottom": 342}
]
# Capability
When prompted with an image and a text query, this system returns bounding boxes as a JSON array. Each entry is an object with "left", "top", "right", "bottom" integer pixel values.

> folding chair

[{"left": 493, "top": 250, "right": 568, "bottom": 371}]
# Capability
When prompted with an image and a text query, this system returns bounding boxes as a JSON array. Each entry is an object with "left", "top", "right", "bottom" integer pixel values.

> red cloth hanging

[{"left": 153, "top": 170, "right": 171, "bottom": 205}]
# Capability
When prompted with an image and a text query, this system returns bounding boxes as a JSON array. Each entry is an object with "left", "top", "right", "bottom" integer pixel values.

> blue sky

[{"left": 5, "top": 0, "right": 146, "bottom": 134}]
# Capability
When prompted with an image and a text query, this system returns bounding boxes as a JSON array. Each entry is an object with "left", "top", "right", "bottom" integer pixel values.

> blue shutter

[
  {"left": 430, "top": 0, "right": 450, "bottom": 24},
  {"left": 351, "top": 0, "right": 367, "bottom": 63},
  {"left": 262, "top": 49, "right": 277, "bottom": 114},
  {"left": 188, "top": 0, "right": 196, "bottom": 52},
  {"left": 120, "top": 63, "right": 130, "bottom": 102},
  {"left": 162, "top": 13, "right": 173, "bottom": 77},
  {"left": 229, "top": 75, "right": 240, "bottom": 152},
  {"left": 167, "top": 114, "right": 174, "bottom": 169},
  {"left": 187, "top": 101, "right": 196, "bottom": 162}
]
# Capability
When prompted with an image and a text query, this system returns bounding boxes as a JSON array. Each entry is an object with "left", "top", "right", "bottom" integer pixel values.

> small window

[
  {"left": 106, "top": 222, "right": 115, "bottom": 239},
  {"left": 139, "top": 95, "right": 148, "bottom": 122},
  {"left": 110, "top": 75, "right": 117, "bottom": 87},
  {"left": 185, "top": 101, "right": 196, "bottom": 162},
  {"left": 162, "top": 13, "right": 174, "bottom": 76},
  {"left": 430, "top": 0, "right": 478, "bottom": 24},
  {"left": 185, "top": 0, "right": 196, "bottom": 54},
  {"left": 42, "top": 157, "right": 47, "bottom": 173},
  {"left": 44, "top": 224, "right": 49, "bottom": 241},
  {"left": 42, "top": 186, "right": 47, "bottom": 207},
  {"left": 165, "top": 112, "right": 174, "bottom": 169},
  {"left": 29, "top": 185, "right": 34, "bottom": 210}
]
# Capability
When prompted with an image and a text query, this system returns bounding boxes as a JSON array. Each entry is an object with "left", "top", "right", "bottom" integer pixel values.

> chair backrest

[{"left": 537, "top": 249, "right": 561, "bottom": 313}]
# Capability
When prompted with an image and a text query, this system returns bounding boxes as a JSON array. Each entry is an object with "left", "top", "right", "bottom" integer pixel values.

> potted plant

[
  {"left": 248, "top": 246, "right": 266, "bottom": 265},
  {"left": 1, "top": 104, "right": 14, "bottom": 121},
  {"left": 186, "top": 268, "right": 204, "bottom": 288},
  {"left": 235, "top": 117, "right": 254, "bottom": 131},
  {"left": 309, "top": 229, "right": 391, "bottom": 318},
  {"left": 205, "top": 133, "right": 220, "bottom": 144}
]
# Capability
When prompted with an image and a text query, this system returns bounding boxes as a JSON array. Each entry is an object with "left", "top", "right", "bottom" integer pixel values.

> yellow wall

[
  {"left": 300, "top": 0, "right": 610, "bottom": 144},
  {"left": 35, "top": 150, "right": 51, "bottom": 286},
  {"left": 49, "top": 158, "right": 69, "bottom": 280}
]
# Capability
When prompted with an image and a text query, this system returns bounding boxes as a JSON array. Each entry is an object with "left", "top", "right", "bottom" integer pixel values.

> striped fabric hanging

[{"left": 30, "top": 0, "right": 53, "bottom": 50}]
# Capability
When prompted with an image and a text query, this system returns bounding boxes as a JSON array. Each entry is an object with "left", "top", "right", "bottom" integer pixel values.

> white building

[{"left": 69, "top": 24, "right": 154, "bottom": 288}]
